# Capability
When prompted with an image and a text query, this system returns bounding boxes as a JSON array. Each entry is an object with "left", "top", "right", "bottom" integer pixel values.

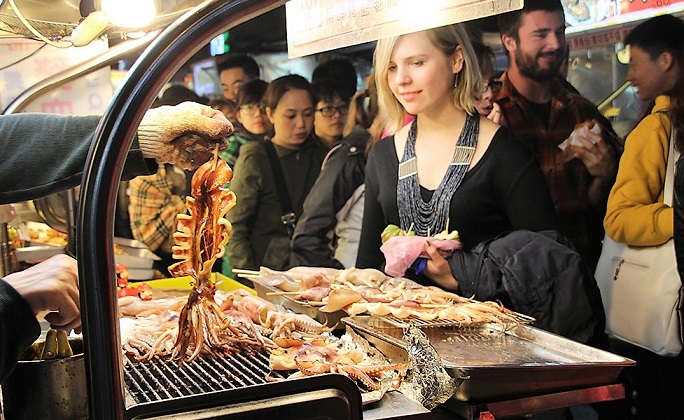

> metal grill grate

[
  {"left": 380, "top": 312, "right": 535, "bottom": 329},
  {"left": 124, "top": 350, "right": 288, "bottom": 404}
]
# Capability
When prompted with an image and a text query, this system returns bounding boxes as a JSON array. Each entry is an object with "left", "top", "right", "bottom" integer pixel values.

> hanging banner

[
  {"left": 286, "top": 0, "right": 522, "bottom": 58},
  {"left": 565, "top": 0, "right": 684, "bottom": 34}
]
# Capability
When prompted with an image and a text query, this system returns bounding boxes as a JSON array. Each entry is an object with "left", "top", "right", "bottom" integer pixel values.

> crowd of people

[{"left": 1, "top": 0, "right": 683, "bottom": 417}]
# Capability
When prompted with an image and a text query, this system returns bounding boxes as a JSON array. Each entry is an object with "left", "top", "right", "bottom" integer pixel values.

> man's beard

[{"left": 515, "top": 50, "right": 563, "bottom": 81}]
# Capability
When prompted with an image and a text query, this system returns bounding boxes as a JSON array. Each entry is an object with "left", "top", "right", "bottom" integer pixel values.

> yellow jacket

[{"left": 604, "top": 95, "right": 673, "bottom": 246}]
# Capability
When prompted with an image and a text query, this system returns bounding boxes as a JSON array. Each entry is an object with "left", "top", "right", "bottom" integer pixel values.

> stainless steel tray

[
  {"left": 113, "top": 237, "right": 160, "bottom": 269},
  {"left": 253, "top": 281, "right": 347, "bottom": 329},
  {"left": 343, "top": 316, "right": 635, "bottom": 402}
]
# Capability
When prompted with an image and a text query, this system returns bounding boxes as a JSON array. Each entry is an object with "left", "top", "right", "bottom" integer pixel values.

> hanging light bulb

[{"left": 100, "top": 0, "right": 157, "bottom": 29}]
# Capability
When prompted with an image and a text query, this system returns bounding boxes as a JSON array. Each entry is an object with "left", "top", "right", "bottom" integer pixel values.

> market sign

[
  {"left": 565, "top": 0, "right": 684, "bottom": 34},
  {"left": 567, "top": 26, "right": 632, "bottom": 50},
  {"left": 285, "top": 0, "right": 522, "bottom": 58}
]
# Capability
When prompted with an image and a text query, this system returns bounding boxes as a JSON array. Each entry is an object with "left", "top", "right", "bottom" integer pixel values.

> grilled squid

[{"left": 165, "top": 146, "right": 265, "bottom": 365}]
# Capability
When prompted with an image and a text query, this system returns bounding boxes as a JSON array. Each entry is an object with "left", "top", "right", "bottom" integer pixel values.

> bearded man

[{"left": 495, "top": 0, "right": 623, "bottom": 271}]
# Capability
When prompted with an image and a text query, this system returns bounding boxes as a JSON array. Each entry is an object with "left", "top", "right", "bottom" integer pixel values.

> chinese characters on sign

[{"left": 286, "top": 0, "right": 522, "bottom": 58}]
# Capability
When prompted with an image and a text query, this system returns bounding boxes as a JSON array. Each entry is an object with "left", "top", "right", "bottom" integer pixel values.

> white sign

[
  {"left": 0, "top": 38, "right": 112, "bottom": 115},
  {"left": 286, "top": 0, "right": 522, "bottom": 58}
]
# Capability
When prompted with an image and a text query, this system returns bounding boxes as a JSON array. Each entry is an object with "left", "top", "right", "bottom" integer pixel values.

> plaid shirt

[
  {"left": 128, "top": 164, "right": 188, "bottom": 254},
  {"left": 496, "top": 75, "right": 623, "bottom": 268}
]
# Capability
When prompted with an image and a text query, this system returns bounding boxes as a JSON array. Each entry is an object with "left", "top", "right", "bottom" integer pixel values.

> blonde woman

[{"left": 355, "top": 24, "right": 557, "bottom": 290}]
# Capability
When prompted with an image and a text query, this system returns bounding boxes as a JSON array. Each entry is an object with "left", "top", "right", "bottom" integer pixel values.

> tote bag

[{"left": 595, "top": 117, "right": 684, "bottom": 356}]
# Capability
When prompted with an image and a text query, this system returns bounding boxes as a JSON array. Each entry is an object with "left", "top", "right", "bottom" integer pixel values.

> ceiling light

[{"left": 100, "top": 0, "right": 157, "bottom": 29}]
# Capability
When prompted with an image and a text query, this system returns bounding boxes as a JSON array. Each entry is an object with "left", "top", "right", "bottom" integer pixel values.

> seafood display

[
  {"left": 250, "top": 266, "right": 531, "bottom": 327},
  {"left": 120, "top": 288, "right": 405, "bottom": 393},
  {"left": 118, "top": 147, "right": 404, "bottom": 395},
  {"left": 132, "top": 147, "right": 269, "bottom": 365},
  {"left": 269, "top": 337, "right": 405, "bottom": 392}
]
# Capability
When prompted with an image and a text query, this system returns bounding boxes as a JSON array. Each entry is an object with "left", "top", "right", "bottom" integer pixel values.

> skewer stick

[
  {"left": 266, "top": 291, "right": 303, "bottom": 296},
  {"left": 232, "top": 269, "right": 261, "bottom": 276}
]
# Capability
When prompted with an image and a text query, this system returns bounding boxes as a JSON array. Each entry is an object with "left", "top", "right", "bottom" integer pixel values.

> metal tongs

[{"left": 40, "top": 328, "right": 74, "bottom": 359}]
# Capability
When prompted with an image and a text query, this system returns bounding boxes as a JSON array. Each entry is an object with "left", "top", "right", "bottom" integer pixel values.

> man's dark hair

[
  {"left": 498, "top": 0, "right": 563, "bottom": 40},
  {"left": 312, "top": 58, "right": 357, "bottom": 101},
  {"left": 153, "top": 85, "right": 207, "bottom": 107},
  {"left": 311, "top": 78, "right": 349, "bottom": 106},
  {"left": 217, "top": 54, "right": 260, "bottom": 79}
]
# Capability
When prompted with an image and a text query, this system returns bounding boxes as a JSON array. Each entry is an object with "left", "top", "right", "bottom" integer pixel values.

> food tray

[
  {"left": 141, "top": 273, "right": 257, "bottom": 295},
  {"left": 343, "top": 315, "right": 635, "bottom": 402},
  {"left": 15, "top": 245, "right": 65, "bottom": 262},
  {"left": 253, "top": 281, "right": 346, "bottom": 329},
  {"left": 113, "top": 237, "right": 160, "bottom": 271}
]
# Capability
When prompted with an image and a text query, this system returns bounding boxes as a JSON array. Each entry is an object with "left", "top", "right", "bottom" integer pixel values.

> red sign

[{"left": 565, "top": 0, "right": 684, "bottom": 34}]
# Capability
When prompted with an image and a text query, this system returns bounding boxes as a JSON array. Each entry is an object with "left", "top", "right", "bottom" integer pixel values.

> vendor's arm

[
  {"left": 0, "top": 103, "right": 232, "bottom": 205},
  {"left": 0, "top": 114, "right": 152, "bottom": 204},
  {"left": 604, "top": 113, "right": 673, "bottom": 246},
  {"left": 0, "top": 279, "right": 40, "bottom": 384},
  {"left": 0, "top": 254, "right": 79, "bottom": 383}
]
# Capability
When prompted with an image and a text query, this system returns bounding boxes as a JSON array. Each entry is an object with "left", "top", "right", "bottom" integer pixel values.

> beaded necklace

[{"left": 397, "top": 114, "right": 479, "bottom": 236}]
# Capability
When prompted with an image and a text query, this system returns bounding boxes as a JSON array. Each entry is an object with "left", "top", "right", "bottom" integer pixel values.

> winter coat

[{"left": 450, "top": 229, "right": 608, "bottom": 348}]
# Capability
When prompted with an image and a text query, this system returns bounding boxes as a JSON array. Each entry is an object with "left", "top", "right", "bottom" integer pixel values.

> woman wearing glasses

[
  {"left": 220, "top": 79, "right": 272, "bottom": 168},
  {"left": 227, "top": 75, "right": 328, "bottom": 272},
  {"left": 312, "top": 79, "right": 350, "bottom": 148},
  {"left": 472, "top": 41, "right": 503, "bottom": 124},
  {"left": 292, "top": 75, "right": 384, "bottom": 269}
]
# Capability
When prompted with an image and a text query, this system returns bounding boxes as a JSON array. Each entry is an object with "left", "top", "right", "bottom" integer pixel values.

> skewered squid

[{"left": 166, "top": 146, "right": 265, "bottom": 365}]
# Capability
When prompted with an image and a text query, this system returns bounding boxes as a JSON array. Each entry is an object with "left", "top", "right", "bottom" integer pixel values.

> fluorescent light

[{"left": 100, "top": 0, "right": 157, "bottom": 29}]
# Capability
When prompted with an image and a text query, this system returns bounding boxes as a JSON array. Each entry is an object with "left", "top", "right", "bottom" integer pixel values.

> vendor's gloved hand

[{"left": 138, "top": 101, "right": 234, "bottom": 170}]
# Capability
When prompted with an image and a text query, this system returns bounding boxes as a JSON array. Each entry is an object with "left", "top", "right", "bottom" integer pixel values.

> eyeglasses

[
  {"left": 315, "top": 105, "right": 349, "bottom": 118},
  {"left": 481, "top": 80, "right": 503, "bottom": 94},
  {"left": 239, "top": 104, "right": 262, "bottom": 114}
]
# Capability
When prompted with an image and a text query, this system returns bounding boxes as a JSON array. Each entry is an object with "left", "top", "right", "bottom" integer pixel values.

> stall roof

[{"left": 0, "top": 0, "right": 501, "bottom": 58}]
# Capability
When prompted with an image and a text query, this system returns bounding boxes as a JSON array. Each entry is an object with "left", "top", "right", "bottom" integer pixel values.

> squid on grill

[{"left": 166, "top": 146, "right": 264, "bottom": 365}]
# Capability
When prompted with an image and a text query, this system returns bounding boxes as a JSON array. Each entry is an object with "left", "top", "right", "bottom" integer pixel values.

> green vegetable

[{"left": 380, "top": 224, "right": 416, "bottom": 243}]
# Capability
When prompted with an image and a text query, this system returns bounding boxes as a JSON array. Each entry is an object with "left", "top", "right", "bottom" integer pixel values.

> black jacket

[
  {"left": 675, "top": 155, "right": 684, "bottom": 282},
  {"left": 291, "top": 126, "right": 370, "bottom": 268},
  {"left": 227, "top": 138, "right": 328, "bottom": 271},
  {"left": 450, "top": 230, "right": 608, "bottom": 348}
]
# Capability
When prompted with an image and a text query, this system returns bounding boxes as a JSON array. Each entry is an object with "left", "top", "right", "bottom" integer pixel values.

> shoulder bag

[
  {"left": 263, "top": 141, "right": 296, "bottom": 238},
  {"left": 595, "top": 113, "right": 684, "bottom": 356}
]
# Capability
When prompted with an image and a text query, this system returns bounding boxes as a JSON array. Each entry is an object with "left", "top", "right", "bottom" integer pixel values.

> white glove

[{"left": 138, "top": 102, "right": 234, "bottom": 170}]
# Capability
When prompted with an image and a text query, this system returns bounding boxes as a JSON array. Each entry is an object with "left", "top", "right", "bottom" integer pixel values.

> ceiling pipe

[{"left": 2, "top": 31, "right": 158, "bottom": 114}]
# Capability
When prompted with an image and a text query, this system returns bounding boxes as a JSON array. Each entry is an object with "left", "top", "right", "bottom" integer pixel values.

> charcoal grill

[
  {"left": 123, "top": 351, "right": 286, "bottom": 405},
  {"left": 76, "top": 0, "right": 362, "bottom": 418}
]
